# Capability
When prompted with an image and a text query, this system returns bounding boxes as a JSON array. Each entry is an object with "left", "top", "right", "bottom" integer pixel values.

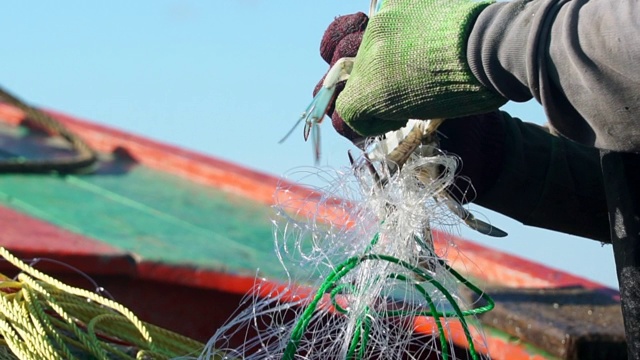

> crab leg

[
  {"left": 441, "top": 198, "right": 508, "bottom": 237},
  {"left": 369, "top": 0, "right": 384, "bottom": 15},
  {"left": 360, "top": 119, "right": 508, "bottom": 238},
  {"left": 280, "top": 57, "right": 355, "bottom": 163}
]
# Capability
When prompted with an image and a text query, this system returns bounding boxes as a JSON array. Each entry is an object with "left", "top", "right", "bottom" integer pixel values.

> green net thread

[{"left": 282, "top": 232, "right": 494, "bottom": 360}]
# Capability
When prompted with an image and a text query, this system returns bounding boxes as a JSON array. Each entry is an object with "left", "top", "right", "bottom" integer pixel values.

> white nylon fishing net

[{"left": 197, "top": 140, "right": 494, "bottom": 360}]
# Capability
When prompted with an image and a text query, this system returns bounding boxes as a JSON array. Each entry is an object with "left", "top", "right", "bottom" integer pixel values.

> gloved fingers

[
  {"left": 314, "top": 30, "right": 366, "bottom": 99},
  {"left": 320, "top": 12, "right": 368, "bottom": 64},
  {"left": 314, "top": 25, "right": 367, "bottom": 145},
  {"left": 330, "top": 31, "right": 364, "bottom": 65},
  {"left": 309, "top": 12, "right": 370, "bottom": 147},
  {"left": 334, "top": 0, "right": 506, "bottom": 137},
  {"left": 331, "top": 107, "right": 366, "bottom": 147}
]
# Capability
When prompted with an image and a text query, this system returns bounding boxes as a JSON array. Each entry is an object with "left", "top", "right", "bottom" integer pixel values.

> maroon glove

[{"left": 316, "top": 13, "right": 506, "bottom": 202}]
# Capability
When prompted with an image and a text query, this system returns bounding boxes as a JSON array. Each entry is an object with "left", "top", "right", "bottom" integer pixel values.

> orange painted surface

[
  {"left": 414, "top": 317, "right": 551, "bottom": 360},
  {"left": 0, "top": 204, "right": 135, "bottom": 276}
]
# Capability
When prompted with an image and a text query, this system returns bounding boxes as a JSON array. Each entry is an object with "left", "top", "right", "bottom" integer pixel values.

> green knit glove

[{"left": 336, "top": 0, "right": 507, "bottom": 136}]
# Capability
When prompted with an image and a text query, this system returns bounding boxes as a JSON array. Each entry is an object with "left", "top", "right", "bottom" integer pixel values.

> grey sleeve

[{"left": 467, "top": 0, "right": 640, "bottom": 152}]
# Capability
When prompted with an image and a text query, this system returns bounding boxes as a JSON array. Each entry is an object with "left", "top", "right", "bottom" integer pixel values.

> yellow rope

[{"left": 0, "top": 247, "right": 207, "bottom": 359}]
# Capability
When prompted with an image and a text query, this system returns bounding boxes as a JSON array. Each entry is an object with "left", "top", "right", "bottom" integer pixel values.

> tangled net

[{"left": 200, "top": 146, "right": 494, "bottom": 360}]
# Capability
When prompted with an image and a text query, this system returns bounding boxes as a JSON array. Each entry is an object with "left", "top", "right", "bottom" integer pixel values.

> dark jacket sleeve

[
  {"left": 467, "top": 0, "right": 640, "bottom": 152},
  {"left": 475, "top": 111, "right": 610, "bottom": 243}
]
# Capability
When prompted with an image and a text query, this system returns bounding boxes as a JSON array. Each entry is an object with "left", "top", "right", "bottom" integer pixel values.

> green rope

[
  {"left": 282, "top": 233, "right": 494, "bottom": 360},
  {"left": 283, "top": 256, "right": 361, "bottom": 358}
]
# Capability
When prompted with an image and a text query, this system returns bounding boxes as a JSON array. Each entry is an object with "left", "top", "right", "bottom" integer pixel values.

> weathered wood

[{"left": 467, "top": 286, "right": 626, "bottom": 359}]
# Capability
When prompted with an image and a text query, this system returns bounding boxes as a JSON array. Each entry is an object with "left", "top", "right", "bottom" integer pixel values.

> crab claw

[
  {"left": 443, "top": 198, "right": 508, "bottom": 237},
  {"left": 370, "top": 0, "right": 385, "bottom": 15},
  {"left": 281, "top": 57, "right": 356, "bottom": 163}
]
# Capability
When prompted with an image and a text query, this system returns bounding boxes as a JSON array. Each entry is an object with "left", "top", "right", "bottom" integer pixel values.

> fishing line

[{"left": 200, "top": 144, "right": 495, "bottom": 360}]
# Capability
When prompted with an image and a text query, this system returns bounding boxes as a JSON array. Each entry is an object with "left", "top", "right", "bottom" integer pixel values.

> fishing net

[{"left": 199, "top": 137, "right": 494, "bottom": 360}]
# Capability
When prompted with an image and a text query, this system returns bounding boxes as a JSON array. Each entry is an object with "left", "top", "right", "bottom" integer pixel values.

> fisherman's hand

[
  {"left": 328, "top": 0, "right": 507, "bottom": 137},
  {"left": 313, "top": 12, "right": 369, "bottom": 146},
  {"left": 317, "top": 13, "right": 506, "bottom": 203},
  {"left": 332, "top": 110, "right": 507, "bottom": 204}
]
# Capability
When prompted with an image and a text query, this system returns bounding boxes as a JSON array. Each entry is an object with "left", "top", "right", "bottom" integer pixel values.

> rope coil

[
  {"left": 0, "top": 87, "right": 97, "bottom": 174},
  {"left": 0, "top": 247, "right": 206, "bottom": 360}
]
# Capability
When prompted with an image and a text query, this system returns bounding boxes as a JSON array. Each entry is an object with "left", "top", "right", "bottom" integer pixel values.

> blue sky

[{"left": 0, "top": 1, "right": 617, "bottom": 288}]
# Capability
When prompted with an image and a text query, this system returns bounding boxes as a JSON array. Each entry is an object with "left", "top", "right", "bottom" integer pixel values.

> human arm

[
  {"left": 468, "top": 0, "right": 640, "bottom": 152},
  {"left": 454, "top": 112, "right": 610, "bottom": 243},
  {"left": 336, "top": 0, "right": 640, "bottom": 152},
  {"left": 315, "top": 11, "right": 610, "bottom": 242}
]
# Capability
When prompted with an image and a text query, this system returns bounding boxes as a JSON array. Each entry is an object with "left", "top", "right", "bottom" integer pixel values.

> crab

[{"left": 279, "top": 57, "right": 355, "bottom": 163}]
